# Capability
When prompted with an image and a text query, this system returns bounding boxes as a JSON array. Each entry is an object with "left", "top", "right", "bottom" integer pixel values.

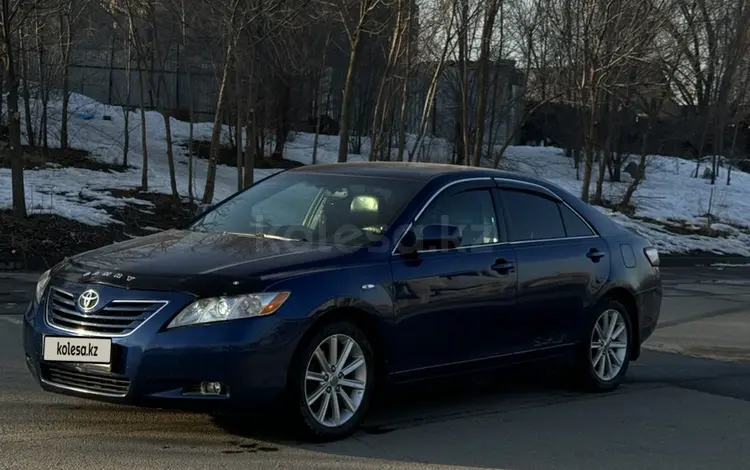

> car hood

[{"left": 53, "top": 229, "right": 356, "bottom": 296}]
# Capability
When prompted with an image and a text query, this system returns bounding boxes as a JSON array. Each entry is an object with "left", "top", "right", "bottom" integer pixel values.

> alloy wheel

[
  {"left": 304, "top": 334, "right": 368, "bottom": 428},
  {"left": 590, "top": 309, "right": 629, "bottom": 381}
]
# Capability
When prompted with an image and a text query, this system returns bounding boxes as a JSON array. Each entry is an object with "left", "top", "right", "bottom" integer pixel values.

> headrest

[{"left": 350, "top": 195, "right": 379, "bottom": 213}]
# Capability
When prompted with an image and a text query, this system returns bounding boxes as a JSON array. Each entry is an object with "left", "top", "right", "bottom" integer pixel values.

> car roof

[{"left": 289, "top": 161, "right": 528, "bottom": 183}]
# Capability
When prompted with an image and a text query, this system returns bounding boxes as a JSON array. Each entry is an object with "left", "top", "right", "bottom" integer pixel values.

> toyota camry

[{"left": 23, "top": 162, "right": 662, "bottom": 441}]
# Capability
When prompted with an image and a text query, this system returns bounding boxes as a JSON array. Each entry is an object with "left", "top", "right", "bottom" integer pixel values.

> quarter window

[
  {"left": 415, "top": 189, "right": 499, "bottom": 248},
  {"left": 559, "top": 203, "right": 595, "bottom": 237}
]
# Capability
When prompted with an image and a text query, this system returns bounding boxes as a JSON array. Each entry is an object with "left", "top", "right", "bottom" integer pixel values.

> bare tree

[
  {"left": 58, "top": 0, "right": 89, "bottom": 149},
  {"left": 395, "top": 0, "right": 414, "bottom": 162},
  {"left": 368, "top": 0, "right": 405, "bottom": 161},
  {"left": 200, "top": 0, "right": 308, "bottom": 203},
  {"left": 407, "top": 0, "right": 456, "bottom": 161},
  {"left": 1, "top": 0, "right": 40, "bottom": 217},
  {"left": 667, "top": 0, "right": 750, "bottom": 182},
  {"left": 321, "top": 0, "right": 387, "bottom": 163},
  {"left": 468, "top": 0, "right": 501, "bottom": 167},
  {"left": 104, "top": 0, "right": 153, "bottom": 190}
]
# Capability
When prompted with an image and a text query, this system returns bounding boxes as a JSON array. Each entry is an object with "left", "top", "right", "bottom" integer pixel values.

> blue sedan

[{"left": 23, "top": 162, "right": 662, "bottom": 441}]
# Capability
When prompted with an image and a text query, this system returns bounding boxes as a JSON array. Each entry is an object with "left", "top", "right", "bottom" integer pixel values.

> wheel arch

[{"left": 288, "top": 305, "right": 390, "bottom": 391}]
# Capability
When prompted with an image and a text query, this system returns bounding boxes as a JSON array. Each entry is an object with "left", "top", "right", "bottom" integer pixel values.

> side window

[
  {"left": 500, "top": 189, "right": 565, "bottom": 241},
  {"left": 415, "top": 189, "right": 499, "bottom": 248},
  {"left": 559, "top": 203, "right": 595, "bottom": 237}
]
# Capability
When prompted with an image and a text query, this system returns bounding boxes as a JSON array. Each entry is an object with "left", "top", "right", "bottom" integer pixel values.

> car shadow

[
  {"left": 208, "top": 352, "right": 750, "bottom": 470},
  {"left": 212, "top": 361, "right": 578, "bottom": 443}
]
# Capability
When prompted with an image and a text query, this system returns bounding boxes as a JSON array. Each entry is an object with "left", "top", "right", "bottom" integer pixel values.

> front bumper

[{"left": 23, "top": 282, "right": 306, "bottom": 411}]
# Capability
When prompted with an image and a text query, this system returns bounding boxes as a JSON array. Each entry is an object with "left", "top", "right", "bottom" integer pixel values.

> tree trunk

[
  {"left": 203, "top": 40, "right": 235, "bottom": 204},
  {"left": 272, "top": 84, "right": 290, "bottom": 160},
  {"left": 620, "top": 132, "right": 649, "bottom": 208},
  {"left": 235, "top": 63, "right": 243, "bottom": 189},
  {"left": 0, "top": 71, "right": 4, "bottom": 125},
  {"left": 312, "top": 72, "right": 323, "bottom": 165},
  {"left": 122, "top": 37, "right": 132, "bottom": 167},
  {"left": 20, "top": 36, "right": 34, "bottom": 148},
  {"left": 243, "top": 49, "right": 256, "bottom": 189},
  {"left": 187, "top": 69, "right": 194, "bottom": 200},
  {"left": 370, "top": 6, "right": 403, "bottom": 161},
  {"left": 408, "top": 22, "right": 451, "bottom": 161},
  {"left": 137, "top": 63, "right": 149, "bottom": 190},
  {"left": 244, "top": 122, "right": 255, "bottom": 188},
  {"left": 593, "top": 104, "right": 615, "bottom": 204},
  {"left": 337, "top": 29, "right": 363, "bottom": 163},
  {"left": 581, "top": 136, "right": 595, "bottom": 203},
  {"left": 593, "top": 137, "right": 611, "bottom": 204},
  {"left": 396, "top": 8, "right": 413, "bottom": 162},
  {"left": 5, "top": 54, "right": 27, "bottom": 217},
  {"left": 35, "top": 1, "right": 48, "bottom": 148},
  {"left": 458, "top": 0, "right": 470, "bottom": 164},
  {"left": 726, "top": 117, "right": 741, "bottom": 186},
  {"left": 485, "top": 64, "right": 501, "bottom": 163},
  {"left": 60, "top": 11, "right": 71, "bottom": 150},
  {"left": 470, "top": 1, "right": 500, "bottom": 167},
  {"left": 580, "top": 85, "right": 597, "bottom": 203},
  {"left": 163, "top": 111, "right": 178, "bottom": 197},
  {"left": 711, "top": 115, "right": 723, "bottom": 185},
  {"left": 692, "top": 112, "right": 710, "bottom": 178}
]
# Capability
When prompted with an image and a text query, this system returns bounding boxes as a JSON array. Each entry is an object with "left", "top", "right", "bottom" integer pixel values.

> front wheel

[
  {"left": 573, "top": 299, "right": 633, "bottom": 392},
  {"left": 289, "top": 321, "right": 375, "bottom": 441}
]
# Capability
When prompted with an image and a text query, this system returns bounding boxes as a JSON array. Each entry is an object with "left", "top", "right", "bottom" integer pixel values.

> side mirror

[{"left": 397, "top": 224, "right": 462, "bottom": 255}]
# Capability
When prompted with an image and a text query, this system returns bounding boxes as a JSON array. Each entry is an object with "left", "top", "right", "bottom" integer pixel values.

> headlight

[
  {"left": 167, "top": 292, "right": 290, "bottom": 329},
  {"left": 35, "top": 269, "right": 52, "bottom": 303}
]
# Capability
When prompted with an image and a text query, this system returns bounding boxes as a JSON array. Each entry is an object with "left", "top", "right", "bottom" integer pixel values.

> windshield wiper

[{"left": 227, "top": 232, "right": 308, "bottom": 242}]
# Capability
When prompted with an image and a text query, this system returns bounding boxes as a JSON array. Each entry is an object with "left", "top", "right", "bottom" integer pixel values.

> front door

[{"left": 389, "top": 180, "right": 519, "bottom": 380}]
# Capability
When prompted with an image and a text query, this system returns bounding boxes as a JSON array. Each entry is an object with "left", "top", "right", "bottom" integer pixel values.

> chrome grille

[
  {"left": 42, "top": 364, "right": 130, "bottom": 396},
  {"left": 46, "top": 287, "right": 168, "bottom": 336}
]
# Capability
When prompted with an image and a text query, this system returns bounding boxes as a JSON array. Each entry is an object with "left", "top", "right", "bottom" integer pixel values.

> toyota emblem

[{"left": 78, "top": 289, "right": 100, "bottom": 312}]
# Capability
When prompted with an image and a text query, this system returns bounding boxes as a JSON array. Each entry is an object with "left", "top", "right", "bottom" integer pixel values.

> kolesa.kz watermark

[{"left": 56, "top": 341, "right": 99, "bottom": 357}]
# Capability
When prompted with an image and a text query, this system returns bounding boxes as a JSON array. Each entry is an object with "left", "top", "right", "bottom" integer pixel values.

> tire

[
  {"left": 288, "top": 321, "right": 375, "bottom": 441},
  {"left": 573, "top": 299, "right": 633, "bottom": 392}
]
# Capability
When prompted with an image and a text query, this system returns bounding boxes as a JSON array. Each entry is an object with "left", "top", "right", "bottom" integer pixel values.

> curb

[
  {"left": 0, "top": 272, "right": 43, "bottom": 283},
  {"left": 660, "top": 256, "right": 750, "bottom": 267}
]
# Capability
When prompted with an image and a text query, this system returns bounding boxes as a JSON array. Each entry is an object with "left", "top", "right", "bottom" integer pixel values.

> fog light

[{"left": 200, "top": 381, "right": 223, "bottom": 395}]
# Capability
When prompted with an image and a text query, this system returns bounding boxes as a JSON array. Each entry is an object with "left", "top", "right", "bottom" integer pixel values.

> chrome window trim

[
  {"left": 493, "top": 177, "right": 563, "bottom": 201},
  {"left": 394, "top": 235, "right": 600, "bottom": 255},
  {"left": 390, "top": 176, "right": 601, "bottom": 256},
  {"left": 45, "top": 286, "right": 170, "bottom": 338}
]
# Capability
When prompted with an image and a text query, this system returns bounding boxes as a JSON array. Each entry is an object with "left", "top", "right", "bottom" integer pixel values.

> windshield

[{"left": 190, "top": 171, "right": 424, "bottom": 246}]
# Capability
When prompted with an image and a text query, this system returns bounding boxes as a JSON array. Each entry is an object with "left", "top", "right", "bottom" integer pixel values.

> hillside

[{"left": 1, "top": 92, "right": 749, "bottom": 268}]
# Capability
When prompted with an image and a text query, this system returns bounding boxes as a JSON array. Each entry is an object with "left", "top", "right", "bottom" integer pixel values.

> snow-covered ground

[{"left": 2, "top": 91, "right": 750, "bottom": 256}]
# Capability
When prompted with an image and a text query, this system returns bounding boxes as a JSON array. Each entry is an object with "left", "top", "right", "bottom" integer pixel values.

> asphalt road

[{"left": 1, "top": 265, "right": 750, "bottom": 470}]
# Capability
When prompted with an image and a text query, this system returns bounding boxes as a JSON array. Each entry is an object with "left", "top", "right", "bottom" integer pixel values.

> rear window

[{"left": 500, "top": 189, "right": 566, "bottom": 241}]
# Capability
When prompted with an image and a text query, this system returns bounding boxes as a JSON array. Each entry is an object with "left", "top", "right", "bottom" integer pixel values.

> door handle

[
  {"left": 492, "top": 258, "right": 515, "bottom": 274},
  {"left": 586, "top": 248, "right": 606, "bottom": 262}
]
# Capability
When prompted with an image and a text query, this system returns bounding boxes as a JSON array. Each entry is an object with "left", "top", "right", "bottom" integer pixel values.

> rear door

[{"left": 494, "top": 180, "right": 610, "bottom": 353}]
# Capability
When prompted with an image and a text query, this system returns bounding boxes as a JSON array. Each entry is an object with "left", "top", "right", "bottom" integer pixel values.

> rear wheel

[
  {"left": 289, "top": 321, "right": 375, "bottom": 441},
  {"left": 573, "top": 299, "right": 632, "bottom": 392}
]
